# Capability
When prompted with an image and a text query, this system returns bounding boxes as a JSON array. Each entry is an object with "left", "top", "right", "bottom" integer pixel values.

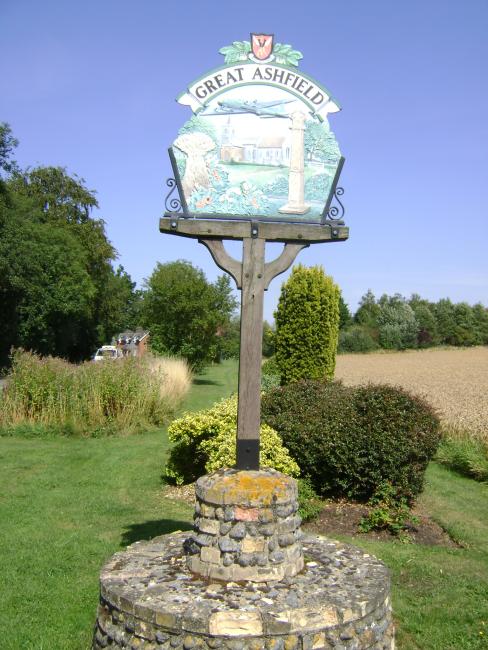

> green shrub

[
  {"left": 338, "top": 325, "right": 379, "bottom": 353},
  {"left": 275, "top": 265, "right": 340, "bottom": 384},
  {"left": 297, "top": 477, "right": 323, "bottom": 522},
  {"left": 262, "top": 356, "right": 280, "bottom": 376},
  {"left": 358, "top": 481, "right": 418, "bottom": 540},
  {"left": 165, "top": 395, "right": 300, "bottom": 485},
  {"left": 262, "top": 380, "right": 441, "bottom": 501},
  {"left": 261, "top": 355, "right": 281, "bottom": 391},
  {"left": 436, "top": 437, "right": 488, "bottom": 482}
]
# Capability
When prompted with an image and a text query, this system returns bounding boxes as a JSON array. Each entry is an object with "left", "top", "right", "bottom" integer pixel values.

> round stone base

[{"left": 93, "top": 532, "right": 394, "bottom": 650}]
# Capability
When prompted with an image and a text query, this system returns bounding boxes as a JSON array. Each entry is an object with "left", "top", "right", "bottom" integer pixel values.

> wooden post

[
  {"left": 236, "top": 235, "right": 265, "bottom": 470},
  {"left": 160, "top": 216, "right": 348, "bottom": 472}
]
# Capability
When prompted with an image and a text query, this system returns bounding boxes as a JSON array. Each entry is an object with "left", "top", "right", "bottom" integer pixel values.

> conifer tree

[{"left": 274, "top": 264, "right": 340, "bottom": 384}]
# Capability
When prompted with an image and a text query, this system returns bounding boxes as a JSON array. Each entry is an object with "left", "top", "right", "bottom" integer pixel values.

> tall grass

[
  {"left": 0, "top": 349, "right": 192, "bottom": 436},
  {"left": 437, "top": 426, "right": 488, "bottom": 482}
]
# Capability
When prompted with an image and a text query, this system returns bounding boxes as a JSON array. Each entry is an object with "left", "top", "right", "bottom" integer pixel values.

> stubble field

[{"left": 335, "top": 346, "right": 488, "bottom": 440}]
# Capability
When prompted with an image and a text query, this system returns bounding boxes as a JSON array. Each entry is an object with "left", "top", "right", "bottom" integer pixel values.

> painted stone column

[{"left": 279, "top": 111, "right": 310, "bottom": 215}]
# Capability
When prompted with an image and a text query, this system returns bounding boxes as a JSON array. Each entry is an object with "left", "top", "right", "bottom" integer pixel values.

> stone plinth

[
  {"left": 186, "top": 468, "right": 303, "bottom": 582},
  {"left": 93, "top": 532, "right": 394, "bottom": 649}
]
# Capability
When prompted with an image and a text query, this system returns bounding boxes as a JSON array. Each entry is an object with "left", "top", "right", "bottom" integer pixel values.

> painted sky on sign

[{"left": 1, "top": 0, "right": 487, "bottom": 321}]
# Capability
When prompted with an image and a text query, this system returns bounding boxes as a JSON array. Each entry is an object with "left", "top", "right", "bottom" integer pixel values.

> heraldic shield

[{"left": 251, "top": 33, "right": 274, "bottom": 60}]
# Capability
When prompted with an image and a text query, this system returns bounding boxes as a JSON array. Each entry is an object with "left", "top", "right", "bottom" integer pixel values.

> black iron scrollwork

[
  {"left": 164, "top": 178, "right": 183, "bottom": 213},
  {"left": 325, "top": 186, "right": 345, "bottom": 224}
]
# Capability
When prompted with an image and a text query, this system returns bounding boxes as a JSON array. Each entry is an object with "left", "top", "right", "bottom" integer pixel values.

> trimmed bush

[
  {"left": 165, "top": 395, "right": 300, "bottom": 485},
  {"left": 262, "top": 380, "right": 441, "bottom": 501},
  {"left": 275, "top": 265, "right": 340, "bottom": 384}
]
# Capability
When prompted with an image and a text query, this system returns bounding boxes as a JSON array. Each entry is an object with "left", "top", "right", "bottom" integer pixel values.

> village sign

[{"left": 160, "top": 34, "right": 349, "bottom": 470}]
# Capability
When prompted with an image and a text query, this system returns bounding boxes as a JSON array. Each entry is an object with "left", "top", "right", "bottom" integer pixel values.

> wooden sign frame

[{"left": 160, "top": 215, "right": 348, "bottom": 470}]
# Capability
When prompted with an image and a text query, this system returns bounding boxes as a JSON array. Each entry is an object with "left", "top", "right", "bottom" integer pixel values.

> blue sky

[{"left": 1, "top": 0, "right": 487, "bottom": 321}]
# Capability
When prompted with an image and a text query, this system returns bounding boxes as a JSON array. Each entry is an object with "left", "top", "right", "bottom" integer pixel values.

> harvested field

[{"left": 335, "top": 347, "right": 488, "bottom": 440}]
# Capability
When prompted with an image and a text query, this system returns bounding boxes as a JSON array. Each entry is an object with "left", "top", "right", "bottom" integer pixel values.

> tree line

[{"left": 339, "top": 289, "right": 488, "bottom": 352}]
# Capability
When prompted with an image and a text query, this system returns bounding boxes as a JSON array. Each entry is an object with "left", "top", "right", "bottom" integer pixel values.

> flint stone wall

[
  {"left": 93, "top": 532, "right": 394, "bottom": 650},
  {"left": 186, "top": 469, "right": 303, "bottom": 582}
]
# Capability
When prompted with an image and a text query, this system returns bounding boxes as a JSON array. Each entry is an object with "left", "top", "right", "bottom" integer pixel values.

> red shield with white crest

[{"left": 251, "top": 33, "right": 274, "bottom": 61}]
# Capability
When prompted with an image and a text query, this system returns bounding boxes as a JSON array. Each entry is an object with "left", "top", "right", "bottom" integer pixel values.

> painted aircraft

[{"left": 204, "top": 98, "right": 294, "bottom": 118}]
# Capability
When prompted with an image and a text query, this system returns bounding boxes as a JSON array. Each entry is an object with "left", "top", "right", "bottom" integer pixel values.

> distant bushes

[
  {"left": 262, "top": 380, "right": 441, "bottom": 501},
  {"left": 338, "top": 325, "right": 379, "bottom": 353},
  {"left": 164, "top": 395, "right": 300, "bottom": 485},
  {"left": 0, "top": 349, "right": 191, "bottom": 436}
]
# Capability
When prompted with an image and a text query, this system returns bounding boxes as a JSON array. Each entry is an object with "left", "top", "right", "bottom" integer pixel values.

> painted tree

[
  {"left": 274, "top": 264, "right": 340, "bottom": 384},
  {"left": 304, "top": 121, "right": 340, "bottom": 163}
]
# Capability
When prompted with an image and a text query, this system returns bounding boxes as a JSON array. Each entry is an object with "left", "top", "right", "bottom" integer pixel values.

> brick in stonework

[
  {"left": 235, "top": 506, "right": 259, "bottom": 521},
  {"left": 201, "top": 546, "right": 221, "bottom": 564},
  {"left": 198, "top": 518, "right": 220, "bottom": 535}
]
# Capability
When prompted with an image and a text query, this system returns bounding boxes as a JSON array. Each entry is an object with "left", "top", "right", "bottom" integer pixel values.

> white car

[{"left": 93, "top": 345, "right": 122, "bottom": 362}]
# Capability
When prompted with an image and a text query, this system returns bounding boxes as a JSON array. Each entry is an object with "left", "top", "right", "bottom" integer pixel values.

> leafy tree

[
  {"left": 0, "top": 122, "right": 19, "bottom": 177},
  {"left": 434, "top": 298, "right": 457, "bottom": 345},
  {"left": 304, "top": 121, "right": 340, "bottom": 163},
  {"left": 354, "top": 289, "right": 381, "bottom": 329},
  {"left": 217, "top": 315, "right": 241, "bottom": 360},
  {"left": 452, "top": 302, "right": 478, "bottom": 346},
  {"left": 472, "top": 303, "right": 488, "bottom": 344},
  {"left": 0, "top": 131, "right": 137, "bottom": 365},
  {"left": 178, "top": 116, "right": 218, "bottom": 145},
  {"left": 274, "top": 264, "right": 340, "bottom": 384},
  {"left": 0, "top": 192, "right": 95, "bottom": 363},
  {"left": 409, "top": 294, "right": 438, "bottom": 347},
  {"left": 377, "top": 296, "right": 418, "bottom": 350},
  {"left": 141, "top": 261, "right": 237, "bottom": 370},
  {"left": 338, "top": 293, "right": 352, "bottom": 329}
]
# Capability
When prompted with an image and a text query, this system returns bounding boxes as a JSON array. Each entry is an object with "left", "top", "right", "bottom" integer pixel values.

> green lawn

[
  {"left": 0, "top": 359, "right": 238, "bottom": 650},
  {"left": 1, "top": 357, "right": 487, "bottom": 649}
]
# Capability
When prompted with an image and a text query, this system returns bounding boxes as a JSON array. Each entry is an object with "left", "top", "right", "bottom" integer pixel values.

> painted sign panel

[{"left": 169, "top": 36, "right": 343, "bottom": 223}]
